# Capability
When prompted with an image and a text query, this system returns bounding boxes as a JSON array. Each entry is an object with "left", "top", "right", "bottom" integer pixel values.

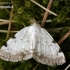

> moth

[{"left": 0, "top": 23, "right": 66, "bottom": 66}]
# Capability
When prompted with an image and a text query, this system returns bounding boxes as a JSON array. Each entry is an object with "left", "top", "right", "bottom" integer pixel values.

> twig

[
  {"left": 47, "top": 28, "right": 62, "bottom": 33},
  {"left": 0, "top": 21, "right": 14, "bottom": 25},
  {"left": 41, "top": 0, "right": 53, "bottom": 27},
  {"left": 0, "top": 21, "right": 10, "bottom": 25},
  {"left": 0, "top": 30, "right": 18, "bottom": 33},
  {"left": 21, "top": 23, "right": 26, "bottom": 27},
  {"left": 6, "top": 4, "right": 13, "bottom": 38},
  {"left": 39, "top": 18, "right": 70, "bottom": 23},
  {"left": 0, "top": 7, "right": 10, "bottom": 14},
  {"left": 64, "top": 64, "right": 70, "bottom": 70},
  {"left": 31, "top": 0, "right": 57, "bottom": 16},
  {"left": 33, "top": 63, "right": 39, "bottom": 70},
  {"left": 4, "top": 8, "right": 10, "bottom": 14},
  {"left": 0, "top": 19, "right": 10, "bottom": 21},
  {"left": 0, "top": 1, "right": 10, "bottom": 14},
  {"left": 57, "top": 30, "right": 70, "bottom": 45}
]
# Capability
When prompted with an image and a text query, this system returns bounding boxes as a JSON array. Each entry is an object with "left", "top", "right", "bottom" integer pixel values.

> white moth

[{"left": 0, "top": 23, "right": 66, "bottom": 66}]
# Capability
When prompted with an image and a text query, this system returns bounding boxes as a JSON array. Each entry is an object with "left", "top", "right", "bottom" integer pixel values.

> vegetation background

[{"left": 0, "top": 0, "right": 70, "bottom": 70}]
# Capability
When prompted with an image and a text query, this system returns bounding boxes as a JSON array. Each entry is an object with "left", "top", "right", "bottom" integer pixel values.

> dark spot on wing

[
  {"left": 21, "top": 39, "right": 22, "bottom": 40},
  {"left": 31, "top": 49, "right": 35, "bottom": 52},
  {"left": 50, "top": 45, "right": 52, "bottom": 46},
  {"left": 25, "top": 50, "right": 27, "bottom": 52},
  {"left": 3, "top": 42, "right": 7, "bottom": 47},
  {"left": 12, "top": 35, "right": 16, "bottom": 38},
  {"left": 34, "top": 49, "right": 35, "bottom": 51},
  {"left": 59, "top": 48, "right": 62, "bottom": 53},
  {"left": 57, "top": 48, "right": 62, "bottom": 56},
  {"left": 52, "top": 40, "right": 56, "bottom": 43}
]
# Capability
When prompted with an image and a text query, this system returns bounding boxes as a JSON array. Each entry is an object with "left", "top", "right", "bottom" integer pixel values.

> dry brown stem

[
  {"left": 6, "top": 5, "right": 13, "bottom": 38},
  {"left": 31, "top": 0, "right": 57, "bottom": 16},
  {"left": 41, "top": 0, "right": 53, "bottom": 27}
]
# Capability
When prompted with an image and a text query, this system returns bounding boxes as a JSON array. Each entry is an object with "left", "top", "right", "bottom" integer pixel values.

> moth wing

[
  {"left": 33, "top": 28, "right": 66, "bottom": 66},
  {"left": 0, "top": 27, "right": 33, "bottom": 62}
]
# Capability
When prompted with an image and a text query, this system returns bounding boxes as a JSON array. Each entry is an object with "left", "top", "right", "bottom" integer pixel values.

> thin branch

[
  {"left": 31, "top": 0, "right": 57, "bottom": 16},
  {"left": 6, "top": 4, "right": 13, "bottom": 38},
  {"left": 0, "top": 30, "right": 18, "bottom": 33},
  {"left": 47, "top": 28, "right": 62, "bottom": 33},
  {"left": 41, "top": 0, "right": 53, "bottom": 27},
  {"left": 0, "top": 21, "right": 14, "bottom": 25},
  {"left": 45, "top": 27, "right": 70, "bottom": 33},
  {"left": 0, "top": 19, "right": 10, "bottom": 21},
  {"left": 21, "top": 23, "right": 26, "bottom": 27},
  {"left": 64, "top": 64, "right": 70, "bottom": 70},
  {"left": 4, "top": 8, "right": 10, "bottom": 14},
  {"left": 0, "top": 1, "right": 10, "bottom": 13},
  {"left": 0, "top": 21, "right": 9, "bottom": 25},
  {"left": 33, "top": 63, "right": 39, "bottom": 70},
  {"left": 57, "top": 30, "right": 70, "bottom": 45},
  {"left": 39, "top": 18, "right": 70, "bottom": 23},
  {"left": 46, "top": 27, "right": 70, "bottom": 33}
]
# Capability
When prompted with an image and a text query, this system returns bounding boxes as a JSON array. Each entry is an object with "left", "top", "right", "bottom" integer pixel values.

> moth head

[
  {"left": 30, "top": 23, "right": 41, "bottom": 33},
  {"left": 32, "top": 23, "right": 40, "bottom": 27}
]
